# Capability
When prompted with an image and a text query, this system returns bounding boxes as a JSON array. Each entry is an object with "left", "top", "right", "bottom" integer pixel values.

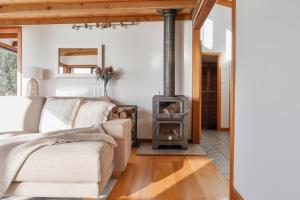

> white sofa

[{"left": 0, "top": 96, "right": 132, "bottom": 199}]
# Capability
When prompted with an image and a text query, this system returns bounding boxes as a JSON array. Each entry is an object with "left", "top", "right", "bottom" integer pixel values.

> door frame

[
  {"left": 202, "top": 51, "right": 222, "bottom": 131},
  {"left": 0, "top": 26, "right": 22, "bottom": 96},
  {"left": 230, "top": 0, "right": 237, "bottom": 198},
  {"left": 191, "top": 0, "right": 237, "bottom": 198}
]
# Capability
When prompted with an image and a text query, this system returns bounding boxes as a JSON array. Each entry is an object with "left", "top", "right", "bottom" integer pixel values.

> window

[
  {"left": 72, "top": 67, "right": 95, "bottom": 74},
  {"left": 0, "top": 46, "right": 17, "bottom": 95},
  {"left": 0, "top": 27, "right": 22, "bottom": 96}
]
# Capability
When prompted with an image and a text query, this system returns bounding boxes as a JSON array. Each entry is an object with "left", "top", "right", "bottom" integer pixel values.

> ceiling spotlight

[{"left": 72, "top": 21, "right": 138, "bottom": 31}]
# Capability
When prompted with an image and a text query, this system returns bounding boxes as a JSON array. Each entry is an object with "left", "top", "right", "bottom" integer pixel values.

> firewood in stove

[
  {"left": 162, "top": 103, "right": 180, "bottom": 114},
  {"left": 162, "top": 108, "right": 170, "bottom": 114}
]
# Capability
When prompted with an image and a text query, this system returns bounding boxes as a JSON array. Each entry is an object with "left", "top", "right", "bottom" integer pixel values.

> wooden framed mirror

[{"left": 55, "top": 44, "right": 103, "bottom": 78}]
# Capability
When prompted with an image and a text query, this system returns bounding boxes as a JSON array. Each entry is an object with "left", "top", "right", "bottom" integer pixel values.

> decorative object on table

[
  {"left": 24, "top": 66, "right": 43, "bottom": 96},
  {"left": 95, "top": 66, "right": 115, "bottom": 97},
  {"left": 109, "top": 105, "right": 140, "bottom": 147},
  {"left": 72, "top": 22, "right": 138, "bottom": 31}
]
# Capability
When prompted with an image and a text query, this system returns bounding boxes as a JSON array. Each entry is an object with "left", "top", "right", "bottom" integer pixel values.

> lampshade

[{"left": 25, "top": 66, "right": 43, "bottom": 79}]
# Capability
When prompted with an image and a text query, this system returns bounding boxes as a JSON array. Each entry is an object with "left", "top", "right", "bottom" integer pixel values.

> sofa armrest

[
  {"left": 102, "top": 119, "right": 132, "bottom": 173},
  {"left": 103, "top": 119, "right": 132, "bottom": 140}
]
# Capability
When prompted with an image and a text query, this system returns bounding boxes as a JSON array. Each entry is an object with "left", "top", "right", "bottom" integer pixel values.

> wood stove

[
  {"left": 152, "top": 9, "right": 189, "bottom": 149},
  {"left": 153, "top": 95, "right": 188, "bottom": 149}
]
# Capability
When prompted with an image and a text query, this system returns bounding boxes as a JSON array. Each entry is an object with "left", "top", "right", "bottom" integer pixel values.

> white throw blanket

[{"left": 0, "top": 127, "right": 117, "bottom": 197}]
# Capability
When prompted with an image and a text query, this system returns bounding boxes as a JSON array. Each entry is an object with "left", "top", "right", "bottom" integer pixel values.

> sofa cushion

[
  {"left": 74, "top": 100, "right": 115, "bottom": 129},
  {"left": 39, "top": 98, "right": 81, "bottom": 133},
  {"left": 14, "top": 141, "right": 114, "bottom": 182}
]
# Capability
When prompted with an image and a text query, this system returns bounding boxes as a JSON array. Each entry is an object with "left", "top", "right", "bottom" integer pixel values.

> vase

[
  {"left": 103, "top": 80, "right": 108, "bottom": 97},
  {"left": 93, "top": 79, "right": 101, "bottom": 97},
  {"left": 94, "top": 79, "right": 109, "bottom": 97}
]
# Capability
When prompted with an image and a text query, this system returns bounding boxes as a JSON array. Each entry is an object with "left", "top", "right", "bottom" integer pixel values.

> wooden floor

[{"left": 108, "top": 148, "right": 229, "bottom": 200}]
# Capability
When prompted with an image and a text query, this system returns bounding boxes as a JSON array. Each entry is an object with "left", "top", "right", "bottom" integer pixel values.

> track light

[{"left": 72, "top": 22, "right": 138, "bottom": 31}]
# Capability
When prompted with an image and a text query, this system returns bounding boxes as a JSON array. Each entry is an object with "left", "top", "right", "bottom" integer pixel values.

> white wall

[
  {"left": 201, "top": 4, "right": 231, "bottom": 128},
  {"left": 235, "top": 0, "right": 300, "bottom": 199},
  {"left": 22, "top": 22, "right": 192, "bottom": 139}
]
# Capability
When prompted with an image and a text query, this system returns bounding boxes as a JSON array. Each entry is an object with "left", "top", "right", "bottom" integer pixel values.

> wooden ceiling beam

[
  {"left": 0, "top": 33, "right": 18, "bottom": 38},
  {"left": 0, "top": 1, "right": 197, "bottom": 14},
  {"left": 0, "top": 0, "right": 197, "bottom": 25},
  {"left": 0, "top": 8, "right": 192, "bottom": 19},
  {"left": 192, "top": 0, "right": 216, "bottom": 30},
  {"left": 0, "top": 41, "right": 17, "bottom": 52},
  {"left": 216, "top": 0, "right": 232, "bottom": 8},
  {"left": 11, "top": 40, "right": 18, "bottom": 47},
  {"left": 0, "top": 14, "right": 192, "bottom": 25},
  {"left": 0, "top": 0, "right": 193, "bottom": 4}
]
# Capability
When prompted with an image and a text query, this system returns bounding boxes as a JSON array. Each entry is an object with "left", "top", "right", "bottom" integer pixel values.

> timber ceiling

[{"left": 0, "top": 0, "right": 199, "bottom": 25}]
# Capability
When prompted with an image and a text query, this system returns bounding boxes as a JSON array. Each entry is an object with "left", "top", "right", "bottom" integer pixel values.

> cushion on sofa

[
  {"left": 39, "top": 98, "right": 81, "bottom": 133},
  {"left": 74, "top": 100, "right": 115, "bottom": 129},
  {"left": 14, "top": 141, "right": 114, "bottom": 182}
]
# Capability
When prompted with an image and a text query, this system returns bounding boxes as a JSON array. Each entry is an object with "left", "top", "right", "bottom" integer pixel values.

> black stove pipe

[{"left": 163, "top": 9, "right": 177, "bottom": 97}]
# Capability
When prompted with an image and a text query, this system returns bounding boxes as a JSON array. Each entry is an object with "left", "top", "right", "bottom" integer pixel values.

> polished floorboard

[{"left": 108, "top": 148, "right": 229, "bottom": 200}]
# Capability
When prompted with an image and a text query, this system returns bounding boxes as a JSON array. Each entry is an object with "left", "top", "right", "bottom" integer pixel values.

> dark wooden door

[{"left": 201, "top": 62, "right": 217, "bottom": 130}]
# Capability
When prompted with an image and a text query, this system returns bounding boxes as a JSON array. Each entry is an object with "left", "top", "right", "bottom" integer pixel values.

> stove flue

[{"left": 152, "top": 9, "right": 189, "bottom": 150}]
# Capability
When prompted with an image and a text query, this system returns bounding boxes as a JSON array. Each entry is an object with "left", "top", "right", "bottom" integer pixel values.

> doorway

[
  {"left": 201, "top": 52, "right": 230, "bottom": 179},
  {"left": 201, "top": 52, "right": 221, "bottom": 131},
  {"left": 191, "top": 0, "right": 236, "bottom": 198}
]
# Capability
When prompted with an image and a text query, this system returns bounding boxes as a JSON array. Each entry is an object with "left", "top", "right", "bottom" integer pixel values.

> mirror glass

[{"left": 58, "top": 48, "right": 99, "bottom": 75}]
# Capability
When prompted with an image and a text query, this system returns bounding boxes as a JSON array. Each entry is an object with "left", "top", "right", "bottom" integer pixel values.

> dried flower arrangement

[{"left": 95, "top": 66, "right": 115, "bottom": 96}]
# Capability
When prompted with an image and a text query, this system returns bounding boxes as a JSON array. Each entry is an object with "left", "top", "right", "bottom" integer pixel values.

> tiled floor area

[{"left": 200, "top": 129, "right": 230, "bottom": 179}]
